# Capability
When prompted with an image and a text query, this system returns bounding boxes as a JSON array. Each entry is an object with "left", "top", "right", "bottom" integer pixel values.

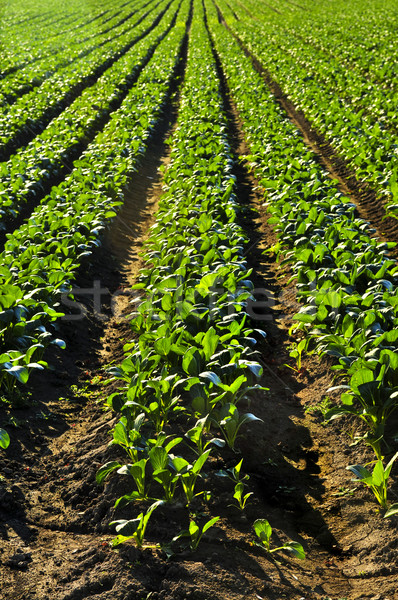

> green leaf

[
  {"left": 0, "top": 428, "right": 10, "bottom": 450},
  {"left": 253, "top": 519, "right": 272, "bottom": 542},
  {"left": 96, "top": 461, "right": 122, "bottom": 484},
  {"left": 189, "top": 520, "right": 200, "bottom": 537},
  {"left": 149, "top": 446, "right": 168, "bottom": 472},
  {"left": 372, "top": 460, "right": 385, "bottom": 487},
  {"left": 7, "top": 365, "right": 29, "bottom": 384},
  {"left": 202, "top": 516, "right": 220, "bottom": 534},
  {"left": 384, "top": 451, "right": 398, "bottom": 479},
  {"left": 346, "top": 464, "right": 371, "bottom": 480},
  {"left": 384, "top": 503, "right": 398, "bottom": 518},
  {"left": 202, "top": 327, "right": 219, "bottom": 361},
  {"left": 154, "top": 337, "right": 172, "bottom": 357},
  {"left": 284, "top": 541, "right": 306, "bottom": 559},
  {"left": 111, "top": 518, "right": 141, "bottom": 537},
  {"left": 199, "top": 371, "right": 221, "bottom": 386},
  {"left": 192, "top": 449, "right": 211, "bottom": 474}
]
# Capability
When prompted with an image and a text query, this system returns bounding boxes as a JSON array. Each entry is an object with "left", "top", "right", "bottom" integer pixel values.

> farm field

[{"left": 0, "top": 0, "right": 397, "bottom": 598}]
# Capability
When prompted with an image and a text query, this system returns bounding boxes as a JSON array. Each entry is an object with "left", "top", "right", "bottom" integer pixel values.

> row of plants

[
  {"left": 221, "top": 0, "right": 398, "bottom": 219},
  {"left": 0, "top": 0, "right": 175, "bottom": 228},
  {"left": 0, "top": 0, "right": 150, "bottom": 112},
  {"left": 0, "top": 0, "right": 189, "bottom": 396},
  {"left": 253, "top": 19, "right": 397, "bottom": 129},
  {"left": 0, "top": 0, "right": 111, "bottom": 82},
  {"left": 239, "top": 0, "right": 398, "bottom": 85},
  {"left": 206, "top": 0, "right": 398, "bottom": 515},
  {"left": 96, "top": 0, "right": 305, "bottom": 558}
]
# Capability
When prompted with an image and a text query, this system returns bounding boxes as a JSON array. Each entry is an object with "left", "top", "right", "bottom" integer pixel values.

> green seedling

[
  {"left": 253, "top": 519, "right": 305, "bottom": 559},
  {"left": 148, "top": 441, "right": 182, "bottom": 503},
  {"left": 217, "top": 458, "right": 250, "bottom": 485},
  {"left": 287, "top": 338, "right": 308, "bottom": 371},
  {"left": 216, "top": 458, "right": 252, "bottom": 510},
  {"left": 214, "top": 403, "right": 262, "bottom": 451},
  {"left": 172, "top": 516, "right": 220, "bottom": 551},
  {"left": 326, "top": 362, "right": 398, "bottom": 459},
  {"left": 231, "top": 482, "right": 253, "bottom": 511},
  {"left": 185, "top": 416, "right": 225, "bottom": 455},
  {"left": 115, "top": 458, "right": 149, "bottom": 505},
  {"left": 305, "top": 396, "right": 332, "bottom": 418},
  {"left": 170, "top": 449, "right": 211, "bottom": 505},
  {"left": 97, "top": 457, "right": 150, "bottom": 505},
  {"left": 111, "top": 500, "right": 163, "bottom": 548},
  {"left": 110, "top": 414, "right": 146, "bottom": 463},
  {"left": 347, "top": 451, "right": 398, "bottom": 509}
]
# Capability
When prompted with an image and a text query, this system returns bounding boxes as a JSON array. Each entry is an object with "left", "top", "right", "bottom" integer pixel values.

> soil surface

[{"left": 1, "top": 21, "right": 398, "bottom": 600}]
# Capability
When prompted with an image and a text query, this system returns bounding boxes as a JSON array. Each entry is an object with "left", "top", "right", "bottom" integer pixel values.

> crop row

[
  {"left": 97, "top": 0, "right": 283, "bottom": 554},
  {"left": 0, "top": 0, "right": 189, "bottom": 394},
  {"left": 206, "top": 0, "right": 398, "bottom": 510},
  {"left": 243, "top": 16, "right": 398, "bottom": 130},
  {"left": 0, "top": 2, "right": 152, "bottom": 131},
  {"left": 0, "top": 0, "right": 153, "bottom": 152},
  {"left": 0, "top": 0, "right": 174, "bottom": 229},
  {"left": 221, "top": 0, "right": 398, "bottom": 217},
  {"left": 0, "top": 0, "right": 107, "bottom": 78},
  {"left": 0, "top": 1, "right": 150, "bottom": 106},
  {"left": 240, "top": 0, "right": 398, "bottom": 84}
]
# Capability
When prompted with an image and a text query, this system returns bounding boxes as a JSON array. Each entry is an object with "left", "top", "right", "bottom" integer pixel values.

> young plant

[
  {"left": 231, "top": 482, "right": 253, "bottom": 511},
  {"left": 216, "top": 458, "right": 247, "bottom": 482},
  {"left": 253, "top": 519, "right": 305, "bottom": 559},
  {"left": 216, "top": 459, "right": 253, "bottom": 511},
  {"left": 148, "top": 444, "right": 180, "bottom": 503},
  {"left": 347, "top": 451, "right": 398, "bottom": 509},
  {"left": 110, "top": 500, "right": 163, "bottom": 548},
  {"left": 326, "top": 358, "right": 398, "bottom": 458},
  {"left": 185, "top": 416, "right": 225, "bottom": 456},
  {"left": 109, "top": 413, "right": 146, "bottom": 463},
  {"left": 112, "top": 459, "right": 150, "bottom": 506},
  {"left": 287, "top": 337, "right": 309, "bottom": 372},
  {"left": 170, "top": 449, "right": 211, "bottom": 505},
  {"left": 172, "top": 516, "right": 220, "bottom": 551},
  {"left": 214, "top": 403, "right": 262, "bottom": 451}
]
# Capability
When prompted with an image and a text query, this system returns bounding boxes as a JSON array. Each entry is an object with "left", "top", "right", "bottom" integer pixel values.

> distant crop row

[
  {"left": 219, "top": 0, "right": 398, "bottom": 217},
  {"left": 0, "top": 0, "right": 152, "bottom": 153},
  {"left": 0, "top": 0, "right": 187, "bottom": 393},
  {"left": 0, "top": 0, "right": 122, "bottom": 79},
  {"left": 0, "top": 0, "right": 173, "bottom": 226}
]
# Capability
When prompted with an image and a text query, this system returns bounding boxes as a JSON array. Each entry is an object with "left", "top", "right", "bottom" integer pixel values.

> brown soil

[{"left": 1, "top": 25, "right": 397, "bottom": 600}]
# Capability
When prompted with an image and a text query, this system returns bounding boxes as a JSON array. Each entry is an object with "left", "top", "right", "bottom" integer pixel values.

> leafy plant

[
  {"left": 287, "top": 337, "right": 308, "bottom": 371},
  {"left": 110, "top": 500, "right": 163, "bottom": 548},
  {"left": 170, "top": 449, "right": 211, "bottom": 505},
  {"left": 231, "top": 482, "right": 253, "bottom": 511},
  {"left": 253, "top": 519, "right": 305, "bottom": 559},
  {"left": 214, "top": 403, "right": 262, "bottom": 451},
  {"left": 148, "top": 441, "right": 182, "bottom": 503},
  {"left": 185, "top": 416, "right": 225, "bottom": 455},
  {"left": 172, "top": 516, "right": 220, "bottom": 551},
  {"left": 347, "top": 451, "right": 398, "bottom": 509}
]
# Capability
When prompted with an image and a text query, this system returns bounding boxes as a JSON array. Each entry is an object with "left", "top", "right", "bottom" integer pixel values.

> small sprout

[
  {"left": 253, "top": 519, "right": 305, "bottom": 559},
  {"left": 172, "top": 516, "right": 220, "bottom": 551}
]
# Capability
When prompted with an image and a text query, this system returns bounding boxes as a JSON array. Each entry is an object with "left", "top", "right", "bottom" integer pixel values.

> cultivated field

[{"left": 0, "top": 0, "right": 397, "bottom": 599}]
